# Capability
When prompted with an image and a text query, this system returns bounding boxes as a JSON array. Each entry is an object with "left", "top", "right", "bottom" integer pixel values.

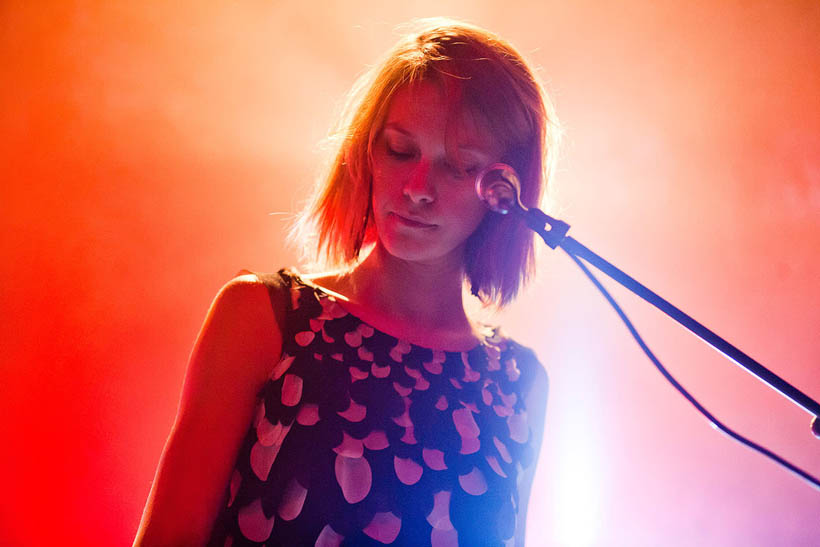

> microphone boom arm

[
  {"left": 519, "top": 206, "right": 571, "bottom": 249},
  {"left": 530, "top": 209, "right": 820, "bottom": 423},
  {"left": 475, "top": 161, "right": 820, "bottom": 489}
]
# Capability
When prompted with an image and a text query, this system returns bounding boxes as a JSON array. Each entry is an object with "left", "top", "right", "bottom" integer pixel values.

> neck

[
  {"left": 326, "top": 243, "right": 480, "bottom": 350},
  {"left": 353, "top": 243, "right": 468, "bottom": 324}
]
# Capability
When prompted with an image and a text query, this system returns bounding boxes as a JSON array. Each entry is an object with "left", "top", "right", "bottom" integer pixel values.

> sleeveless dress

[{"left": 208, "top": 270, "right": 545, "bottom": 546}]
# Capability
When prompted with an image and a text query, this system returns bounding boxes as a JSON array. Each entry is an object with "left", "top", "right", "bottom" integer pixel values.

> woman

[{"left": 135, "top": 17, "right": 559, "bottom": 546}]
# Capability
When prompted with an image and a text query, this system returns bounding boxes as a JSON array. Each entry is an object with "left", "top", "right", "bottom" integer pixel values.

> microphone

[
  {"left": 474, "top": 163, "right": 524, "bottom": 215},
  {"left": 475, "top": 162, "right": 570, "bottom": 249}
]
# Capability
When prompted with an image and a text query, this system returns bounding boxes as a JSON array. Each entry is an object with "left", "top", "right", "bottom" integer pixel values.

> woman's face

[{"left": 370, "top": 81, "right": 503, "bottom": 268}]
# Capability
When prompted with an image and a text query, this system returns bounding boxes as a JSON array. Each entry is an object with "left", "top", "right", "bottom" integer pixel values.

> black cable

[{"left": 560, "top": 245, "right": 820, "bottom": 492}]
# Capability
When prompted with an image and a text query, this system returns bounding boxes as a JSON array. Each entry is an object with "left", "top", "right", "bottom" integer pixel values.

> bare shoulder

[
  {"left": 204, "top": 272, "right": 282, "bottom": 361},
  {"left": 176, "top": 273, "right": 284, "bottom": 423},
  {"left": 217, "top": 272, "right": 275, "bottom": 309},
  {"left": 134, "top": 273, "right": 286, "bottom": 545}
]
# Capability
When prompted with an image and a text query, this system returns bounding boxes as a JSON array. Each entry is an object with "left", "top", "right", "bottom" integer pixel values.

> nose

[{"left": 403, "top": 159, "right": 435, "bottom": 204}]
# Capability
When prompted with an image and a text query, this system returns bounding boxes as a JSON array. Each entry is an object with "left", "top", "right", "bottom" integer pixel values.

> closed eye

[
  {"left": 445, "top": 161, "right": 480, "bottom": 179},
  {"left": 387, "top": 147, "right": 415, "bottom": 160}
]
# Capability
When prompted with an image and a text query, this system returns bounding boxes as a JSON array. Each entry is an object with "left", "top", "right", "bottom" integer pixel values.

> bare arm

[
  {"left": 134, "top": 275, "right": 283, "bottom": 546},
  {"left": 515, "top": 362, "right": 549, "bottom": 547}
]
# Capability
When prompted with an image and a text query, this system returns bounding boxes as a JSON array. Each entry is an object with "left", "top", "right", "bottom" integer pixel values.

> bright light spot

[{"left": 552, "top": 417, "right": 603, "bottom": 546}]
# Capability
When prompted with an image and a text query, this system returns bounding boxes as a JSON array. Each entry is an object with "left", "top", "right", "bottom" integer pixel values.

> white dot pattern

[{"left": 209, "top": 270, "right": 544, "bottom": 545}]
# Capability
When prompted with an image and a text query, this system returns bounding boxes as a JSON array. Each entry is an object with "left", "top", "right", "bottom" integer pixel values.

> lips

[{"left": 390, "top": 212, "right": 437, "bottom": 229}]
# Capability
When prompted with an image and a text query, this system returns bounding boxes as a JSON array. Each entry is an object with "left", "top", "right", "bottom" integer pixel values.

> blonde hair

[{"left": 293, "top": 17, "right": 560, "bottom": 306}]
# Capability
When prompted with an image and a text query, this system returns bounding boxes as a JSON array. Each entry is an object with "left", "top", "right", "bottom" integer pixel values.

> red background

[{"left": 2, "top": 2, "right": 819, "bottom": 545}]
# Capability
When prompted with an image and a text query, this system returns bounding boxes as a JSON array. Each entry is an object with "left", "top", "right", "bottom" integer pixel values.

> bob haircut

[{"left": 294, "top": 17, "right": 560, "bottom": 306}]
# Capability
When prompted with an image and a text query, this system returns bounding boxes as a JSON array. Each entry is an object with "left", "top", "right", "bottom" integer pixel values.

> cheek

[
  {"left": 465, "top": 204, "right": 489, "bottom": 236},
  {"left": 370, "top": 173, "right": 390, "bottom": 216},
  {"left": 371, "top": 163, "right": 400, "bottom": 206},
  {"left": 448, "top": 186, "right": 487, "bottom": 228}
]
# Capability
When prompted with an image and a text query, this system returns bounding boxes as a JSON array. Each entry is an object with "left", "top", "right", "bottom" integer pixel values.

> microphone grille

[{"left": 475, "top": 163, "right": 522, "bottom": 215}]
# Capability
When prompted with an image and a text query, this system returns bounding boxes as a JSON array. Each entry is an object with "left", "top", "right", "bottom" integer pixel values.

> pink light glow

[{"left": 1, "top": 2, "right": 818, "bottom": 545}]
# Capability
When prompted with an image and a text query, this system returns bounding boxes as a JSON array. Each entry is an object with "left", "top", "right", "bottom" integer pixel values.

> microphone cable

[
  {"left": 560, "top": 242, "right": 820, "bottom": 491},
  {"left": 474, "top": 161, "right": 819, "bottom": 490}
]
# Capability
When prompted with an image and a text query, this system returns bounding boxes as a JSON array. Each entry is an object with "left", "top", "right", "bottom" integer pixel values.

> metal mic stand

[
  {"left": 523, "top": 206, "right": 820, "bottom": 439},
  {"left": 475, "top": 161, "right": 818, "bottom": 487}
]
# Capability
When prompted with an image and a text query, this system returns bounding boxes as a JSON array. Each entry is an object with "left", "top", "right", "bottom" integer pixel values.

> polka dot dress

[{"left": 208, "top": 270, "right": 543, "bottom": 546}]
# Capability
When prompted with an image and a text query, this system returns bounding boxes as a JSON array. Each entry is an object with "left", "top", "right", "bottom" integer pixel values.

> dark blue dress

[{"left": 208, "top": 270, "right": 544, "bottom": 546}]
